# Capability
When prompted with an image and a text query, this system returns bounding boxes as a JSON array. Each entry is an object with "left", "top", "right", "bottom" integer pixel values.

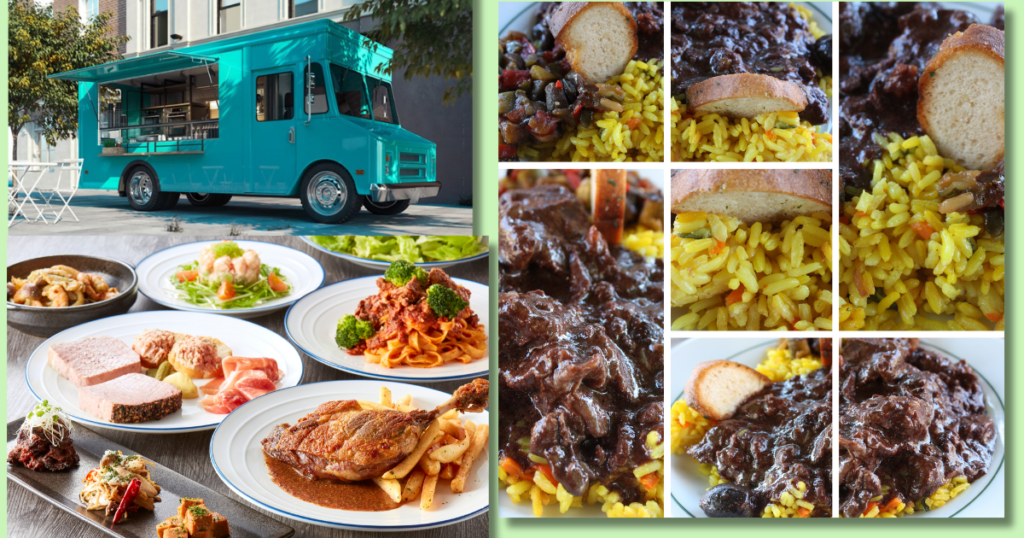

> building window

[
  {"left": 151, "top": 0, "right": 169, "bottom": 48},
  {"left": 330, "top": 64, "right": 369, "bottom": 119},
  {"left": 86, "top": 0, "right": 99, "bottom": 19},
  {"left": 304, "top": 63, "right": 328, "bottom": 115},
  {"left": 290, "top": 0, "right": 318, "bottom": 18},
  {"left": 366, "top": 77, "right": 399, "bottom": 125},
  {"left": 256, "top": 72, "right": 295, "bottom": 121},
  {"left": 218, "top": 1, "right": 242, "bottom": 34}
]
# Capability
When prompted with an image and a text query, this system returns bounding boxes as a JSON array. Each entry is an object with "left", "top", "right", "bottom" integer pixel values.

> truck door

[{"left": 250, "top": 68, "right": 297, "bottom": 194}]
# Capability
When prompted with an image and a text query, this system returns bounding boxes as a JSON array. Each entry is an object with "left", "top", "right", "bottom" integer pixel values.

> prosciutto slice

[{"left": 199, "top": 357, "right": 284, "bottom": 414}]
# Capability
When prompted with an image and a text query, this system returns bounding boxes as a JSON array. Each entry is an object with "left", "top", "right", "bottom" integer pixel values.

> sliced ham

[
  {"left": 198, "top": 358, "right": 283, "bottom": 414},
  {"left": 222, "top": 357, "right": 284, "bottom": 381}
]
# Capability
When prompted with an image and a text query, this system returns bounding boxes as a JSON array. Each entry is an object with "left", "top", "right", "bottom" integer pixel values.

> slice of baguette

[
  {"left": 671, "top": 169, "right": 831, "bottom": 225},
  {"left": 549, "top": 2, "right": 638, "bottom": 84},
  {"left": 686, "top": 74, "right": 808, "bottom": 118},
  {"left": 591, "top": 169, "right": 628, "bottom": 244},
  {"left": 685, "top": 360, "right": 771, "bottom": 421},
  {"left": 918, "top": 24, "right": 1004, "bottom": 171}
]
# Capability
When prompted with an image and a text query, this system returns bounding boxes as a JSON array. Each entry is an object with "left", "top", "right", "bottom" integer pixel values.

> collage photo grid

[{"left": 0, "top": 1, "right": 1015, "bottom": 538}]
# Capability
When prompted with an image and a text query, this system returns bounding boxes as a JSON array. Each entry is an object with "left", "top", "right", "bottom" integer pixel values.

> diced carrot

[
  {"left": 986, "top": 312, "right": 1003, "bottom": 322},
  {"left": 267, "top": 272, "right": 289, "bottom": 292},
  {"left": 864, "top": 501, "right": 879, "bottom": 515},
  {"left": 796, "top": 507, "right": 811, "bottom": 518},
  {"left": 855, "top": 211, "right": 868, "bottom": 217},
  {"left": 534, "top": 463, "right": 559, "bottom": 486},
  {"left": 639, "top": 472, "right": 660, "bottom": 491},
  {"left": 765, "top": 129, "right": 775, "bottom": 141},
  {"left": 709, "top": 239, "right": 727, "bottom": 256},
  {"left": 884, "top": 497, "right": 902, "bottom": 512},
  {"left": 725, "top": 288, "right": 745, "bottom": 306},
  {"left": 626, "top": 117, "right": 642, "bottom": 130},
  {"left": 911, "top": 221, "right": 935, "bottom": 240},
  {"left": 176, "top": 270, "right": 198, "bottom": 282},
  {"left": 217, "top": 280, "right": 236, "bottom": 301},
  {"left": 679, "top": 421, "right": 689, "bottom": 428},
  {"left": 500, "top": 458, "right": 534, "bottom": 481}
]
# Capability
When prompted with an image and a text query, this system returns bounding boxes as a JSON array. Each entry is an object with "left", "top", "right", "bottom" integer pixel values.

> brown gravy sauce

[{"left": 264, "top": 454, "right": 400, "bottom": 512}]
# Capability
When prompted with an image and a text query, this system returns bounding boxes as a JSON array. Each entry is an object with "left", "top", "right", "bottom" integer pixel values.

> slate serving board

[{"left": 6, "top": 420, "right": 294, "bottom": 538}]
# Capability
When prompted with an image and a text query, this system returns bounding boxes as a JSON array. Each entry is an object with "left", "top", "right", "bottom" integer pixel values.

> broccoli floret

[
  {"left": 426, "top": 284, "right": 469, "bottom": 319},
  {"left": 384, "top": 260, "right": 427, "bottom": 286},
  {"left": 335, "top": 314, "right": 375, "bottom": 349}
]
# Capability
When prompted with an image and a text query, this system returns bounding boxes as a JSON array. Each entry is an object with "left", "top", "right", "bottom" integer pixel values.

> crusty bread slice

[
  {"left": 671, "top": 169, "right": 831, "bottom": 224},
  {"left": 685, "top": 360, "right": 771, "bottom": 421},
  {"left": 549, "top": 2, "right": 638, "bottom": 84},
  {"left": 918, "top": 24, "right": 1004, "bottom": 171},
  {"left": 591, "top": 169, "right": 628, "bottom": 244},
  {"left": 687, "top": 74, "right": 808, "bottom": 118}
]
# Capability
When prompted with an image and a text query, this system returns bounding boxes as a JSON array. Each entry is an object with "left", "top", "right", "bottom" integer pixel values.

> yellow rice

[
  {"left": 670, "top": 346, "right": 826, "bottom": 517},
  {"left": 670, "top": 212, "right": 834, "bottom": 331},
  {"left": 623, "top": 225, "right": 665, "bottom": 260},
  {"left": 500, "top": 430, "right": 664, "bottom": 517},
  {"left": 854, "top": 476, "right": 971, "bottom": 518},
  {"left": 669, "top": 4, "right": 833, "bottom": 162},
  {"left": 838, "top": 133, "right": 1005, "bottom": 330},
  {"left": 518, "top": 59, "right": 665, "bottom": 162}
]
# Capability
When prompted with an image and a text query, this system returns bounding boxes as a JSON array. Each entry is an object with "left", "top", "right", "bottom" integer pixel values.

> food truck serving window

[
  {"left": 304, "top": 63, "right": 328, "bottom": 115},
  {"left": 366, "top": 77, "right": 399, "bottom": 125},
  {"left": 256, "top": 72, "right": 295, "bottom": 121},
  {"left": 330, "top": 64, "right": 370, "bottom": 120}
]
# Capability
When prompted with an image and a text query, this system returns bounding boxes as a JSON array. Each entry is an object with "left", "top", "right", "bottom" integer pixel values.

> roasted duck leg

[{"left": 262, "top": 379, "right": 488, "bottom": 481}]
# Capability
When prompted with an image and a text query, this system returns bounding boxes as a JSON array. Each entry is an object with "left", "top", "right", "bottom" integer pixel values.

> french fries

[{"left": 370, "top": 385, "right": 490, "bottom": 511}]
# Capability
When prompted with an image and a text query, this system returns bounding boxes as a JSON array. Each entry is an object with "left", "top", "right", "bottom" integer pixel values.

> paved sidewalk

[{"left": 8, "top": 190, "right": 473, "bottom": 236}]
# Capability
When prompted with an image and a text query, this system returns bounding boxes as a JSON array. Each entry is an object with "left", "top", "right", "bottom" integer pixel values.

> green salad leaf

[
  {"left": 307, "top": 235, "right": 486, "bottom": 263},
  {"left": 168, "top": 261, "right": 291, "bottom": 309}
]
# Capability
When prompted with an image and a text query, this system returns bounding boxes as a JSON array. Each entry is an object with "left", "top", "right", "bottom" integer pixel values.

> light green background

[{"left": 0, "top": 0, "right": 1019, "bottom": 535}]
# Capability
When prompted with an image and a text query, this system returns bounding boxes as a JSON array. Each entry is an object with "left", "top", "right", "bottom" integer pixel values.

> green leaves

[
  {"left": 8, "top": 0, "right": 129, "bottom": 147},
  {"left": 342, "top": 0, "right": 471, "bottom": 105}
]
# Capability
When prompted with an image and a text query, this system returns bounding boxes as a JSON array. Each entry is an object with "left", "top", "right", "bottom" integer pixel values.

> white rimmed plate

[
  {"left": 667, "top": 338, "right": 1005, "bottom": 518},
  {"left": 209, "top": 380, "right": 489, "bottom": 531},
  {"left": 284, "top": 276, "right": 489, "bottom": 382},
  {"left": 135, "top": 240, "right": 325, "bottom": 319},
  {"left": 24, "top": 311, "right": 304, "bottom": 433},
  {"left": 300, "top": 236, "right": 489, "bottom": 270}
]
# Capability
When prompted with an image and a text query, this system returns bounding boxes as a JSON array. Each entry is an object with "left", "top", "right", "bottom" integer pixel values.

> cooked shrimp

[
  {"left": 198, "top": 247, "right": 219, "bottom": 274},
  {"left": 232, "top": 249, "right": 262, "bottom": 284},
  {"left": 44, "top": 284, "right": 69, "bottom": 307}
]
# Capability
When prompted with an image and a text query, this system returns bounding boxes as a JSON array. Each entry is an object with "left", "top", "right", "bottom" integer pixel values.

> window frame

[
  {"left": 255, "top": 71, "right": 296, "bottom": 122},
  {"left": 289, "top": 0, "right": 319, "bottom": 19},
  {"left": 217, "top": 0, "right": 242, "bottom": 35},
  {"left": 365, "top": 76, "right": 400, "bottom": 125},
  {"left": 329, "top": 63, "right": 371, "bottom": 121},
  {"left": 151, "top": 0, "right": 169, "bottom": 49},
  {"left": 303, "top": 62, "right": 329, "bottom": 116}
]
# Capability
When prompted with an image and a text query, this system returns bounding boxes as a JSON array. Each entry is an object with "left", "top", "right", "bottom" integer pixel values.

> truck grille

[{"left": 399, "top": 152, "right": 425, "bottom": 164}]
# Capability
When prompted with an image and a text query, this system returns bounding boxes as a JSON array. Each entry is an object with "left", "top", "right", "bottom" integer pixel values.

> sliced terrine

[
  {"left": 78, "top": 373, "right": 182, "bottom": 423},
  {"left": 48, "top": 336, "right": 141, "bottom": 388}
]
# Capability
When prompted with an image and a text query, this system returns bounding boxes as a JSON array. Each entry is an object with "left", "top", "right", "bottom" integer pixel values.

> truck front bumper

[{"left": 369, "top": 182, "right": 441, "bottom": 204}]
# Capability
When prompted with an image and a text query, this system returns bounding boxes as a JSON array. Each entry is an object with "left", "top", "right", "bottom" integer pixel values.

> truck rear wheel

[
  {"left": 126, "top": 166, "right": 178, "bottom": 211},
  {"left": 362, "top": 197, "right": 410, "bottom": 215},
  {"left": 299, "top": 164, "right": 361, "bottom": 224},
  {"left": 186, "top": 193, "right": 232, "bottom": 207}
]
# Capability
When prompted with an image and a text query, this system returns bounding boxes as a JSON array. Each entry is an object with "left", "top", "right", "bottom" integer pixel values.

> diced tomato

[
  {"left": 500, "top": 457, "right": 534, "bottom": 481},
  {"left": 534, "top": 463, "right": 559, "bottom": 486},
  {"left": 639, "top": 472, "right": 660, "bottom": 491},
  {"left": 626, "top": 117, "right": 643, "bottom": 130},
  {"left": 725, "top": 288, "right": 745, "bottom": 306},
  {"left": 217, "top": 280, "right": 236, "bottom": 301},
  {"left": 499, "top": 144, "right": 518, "bottom": 160},
  {"left": 709, "top": 239, "right": 727, "bottom": 256},
  {"left": 176, "top": 270, "right": 198, "bottom": 282},
  {"left": 268, "top": 272, "right": 289, "bottom": 292},
  {"left": 500, "top": 70, "right": 531, "bottom": 92},
  {"left": 986, "top": 312, "right": 1003, "bottom": 322},
  {"left": 911, "top": 221, "right": 935, "bottom": 240},
  {"left": 527, "top": 110, "right": 559, "bottom": 136}
]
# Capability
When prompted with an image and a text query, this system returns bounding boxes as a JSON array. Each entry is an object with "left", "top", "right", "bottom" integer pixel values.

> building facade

[{"left": 23, "top": 0, "right": 473, "bottom": 205}]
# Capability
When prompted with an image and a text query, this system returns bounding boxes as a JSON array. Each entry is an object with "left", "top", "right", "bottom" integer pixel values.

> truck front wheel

[
  {"left": 362, "top": 197, "right": 410, "bottom": 215},
  {"left": 299, "top": 164, "right": 361, "bottom": 224},
  {"left": 186, "top": 193, "right": 232, "bottom": 207},
  {"left": 126, "top": 166, "right": 178, "bottom": 211}
]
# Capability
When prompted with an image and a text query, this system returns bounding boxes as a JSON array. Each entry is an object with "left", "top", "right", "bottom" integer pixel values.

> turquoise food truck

[{"left": 49, "top": 19, "right": 439, "bottom": 224}]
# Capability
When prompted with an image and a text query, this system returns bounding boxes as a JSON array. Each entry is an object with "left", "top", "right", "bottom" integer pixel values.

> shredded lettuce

[
  {"left": 307, "top": 236, "right": 486, "bottom": 262},
  {"left": 169, "top": 261, "right": 290, "bottom": 309}
]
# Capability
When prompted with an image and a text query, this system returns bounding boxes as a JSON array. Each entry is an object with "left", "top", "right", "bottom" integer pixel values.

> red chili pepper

[
  {"left": 573, "top": 100, "right": 585, "bottom": 119},
  {"left": 111, "top": 478, "right": 140, "bottom": 526},
  {"left": 499, "top": 144, "right": 518, "bottom": 160},
  {"left": 556, "top": 80, "right": 563, "bottom": 89}
]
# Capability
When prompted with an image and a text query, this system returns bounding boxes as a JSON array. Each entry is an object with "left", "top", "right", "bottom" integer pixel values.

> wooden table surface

[{"left": 5, "top": 235, "right": 490, "bottom": 538}]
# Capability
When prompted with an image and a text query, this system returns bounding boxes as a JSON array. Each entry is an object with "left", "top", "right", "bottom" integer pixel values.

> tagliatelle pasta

[{"left": 364, "top": 319, "right": 488, "bottom": 369}]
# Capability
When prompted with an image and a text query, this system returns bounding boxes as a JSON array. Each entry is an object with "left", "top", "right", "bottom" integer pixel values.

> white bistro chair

[{"left": 35, "top": 158, "right": 82, "bottom": 223}]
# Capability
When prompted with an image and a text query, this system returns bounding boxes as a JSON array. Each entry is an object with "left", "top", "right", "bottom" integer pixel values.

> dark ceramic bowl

[{"left": 7, "top": 255, "right": 139, "bottom": 338}]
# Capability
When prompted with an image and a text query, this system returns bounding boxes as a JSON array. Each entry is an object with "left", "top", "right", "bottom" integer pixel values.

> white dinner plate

[
  {"left": 284, "top": 276, "right": 489, "bottom": 382},
  {"left": 24, "top": 311, "right": 304, "bottom": 433},
  {"left": 209, "top": 380, "right": 489, "bottom": 531},
  {"left": 135, "top": 240, "right": 325, "bottom": 319},
  {"left": 300, "top": 236, "right": 489, "bottom": 270},
  {"left": 667, "top": 338, "right": 1005, "bottom": 518}
]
